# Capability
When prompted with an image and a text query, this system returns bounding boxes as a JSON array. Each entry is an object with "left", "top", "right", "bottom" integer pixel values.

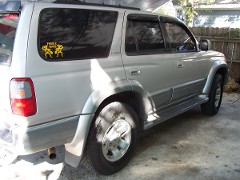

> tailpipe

[{"left": 48, "top": 147, "right": 56, "bottom": 160}]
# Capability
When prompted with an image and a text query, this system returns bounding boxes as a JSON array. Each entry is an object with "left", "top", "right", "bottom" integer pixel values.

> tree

[{"left": 178, "top": 0, "right": 212, "bottom": 26}]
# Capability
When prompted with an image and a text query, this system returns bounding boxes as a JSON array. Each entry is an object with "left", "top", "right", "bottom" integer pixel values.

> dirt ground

[{"left": 1, "top": 93, "right": 240, "bottom": 180}]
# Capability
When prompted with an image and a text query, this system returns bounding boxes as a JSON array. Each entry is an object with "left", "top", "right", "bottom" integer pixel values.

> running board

[{"left": 144, "top": 95, "right": 209, "bottom": 130}]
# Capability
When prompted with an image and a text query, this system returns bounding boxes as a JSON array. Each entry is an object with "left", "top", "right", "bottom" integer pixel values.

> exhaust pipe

[{"left": 48, "top": 147, "right": 56, "bottom": 160}]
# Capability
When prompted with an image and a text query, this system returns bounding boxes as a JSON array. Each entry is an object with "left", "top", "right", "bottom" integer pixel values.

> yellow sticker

[{"left": 41, "top": 42, "right": 64, "bottom": 59}]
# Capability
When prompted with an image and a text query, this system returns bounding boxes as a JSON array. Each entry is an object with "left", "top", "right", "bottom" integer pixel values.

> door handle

[
  {"left": 177, "top": 62, "right": 183, "bottom": 68},
  {"left": 130, "top": 69, "right": 141, "bottom": 75}
]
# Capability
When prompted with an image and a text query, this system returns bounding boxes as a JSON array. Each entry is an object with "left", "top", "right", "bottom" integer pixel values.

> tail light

[{"left": 10, "top": 78, "right": 37, "bottom": 117}]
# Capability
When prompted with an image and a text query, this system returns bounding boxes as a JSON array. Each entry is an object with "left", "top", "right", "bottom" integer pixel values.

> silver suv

[{"left": 0, "top": 0, "right": 228, "bottom": 175}]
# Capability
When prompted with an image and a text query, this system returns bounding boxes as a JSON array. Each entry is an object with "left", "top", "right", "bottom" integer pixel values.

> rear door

[
  {"left": 122, "top": 13, "right": 174, "bottom": 111},
  {"left": 161, "top": 17, "right": 208, "bottom": 102}
]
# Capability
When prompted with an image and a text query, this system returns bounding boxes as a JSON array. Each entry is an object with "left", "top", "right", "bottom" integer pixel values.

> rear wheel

[
  {"left": 82, "top": 102, "right": 140, "bottom": 175},
  {"left": 201, "top": 73, "right": 223, "bottom": 115}
]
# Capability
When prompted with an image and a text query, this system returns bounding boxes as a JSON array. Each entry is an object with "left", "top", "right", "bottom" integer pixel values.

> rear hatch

[
  {"left": 0, "top": 4, "right": 19, "bottom": 110},
  {"left": 0, "top": 2, "right": 20, "bottom": 162},
  {"left": 0, "top": 2, "right": 20, "bottom": 120},
  {"left": 0, "top": 11, "right": 18, "bottom": 136}
]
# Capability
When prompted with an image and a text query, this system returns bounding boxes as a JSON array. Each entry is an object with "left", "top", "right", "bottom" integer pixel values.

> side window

[
  {"left": 39, "top": 8, "right": 118, "bottom": 61},
  {"left": 164, "top": 22, "right": 196, "bottom": 52},
  {"left": 125, "top": 19, "right": 165, "bottom": 55},
  {"left": 125, "top": 22, "right": 137, "bottom": 54}
]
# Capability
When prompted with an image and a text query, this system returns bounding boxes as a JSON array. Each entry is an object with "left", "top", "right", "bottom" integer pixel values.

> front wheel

[
  {"left": 201, "top": 73, "right": 223, "bottom": 115},
  {"left": 82, "top": 102, "right": 140, "bottom": 175}
]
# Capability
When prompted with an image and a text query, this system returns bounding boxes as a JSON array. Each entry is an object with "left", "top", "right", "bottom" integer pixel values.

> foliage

[
  {"left": 179, "top": 0, "right": 212, "bottom": 25},
  {"left": 179, "top": 0, "right": 197, "bottom": 25},
  {"left": 224, "top": 77, "right": 240, "bottom": 93}
]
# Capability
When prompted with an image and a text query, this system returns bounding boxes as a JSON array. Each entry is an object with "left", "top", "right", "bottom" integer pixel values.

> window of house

[
  {"left": 164, "top": 22, "right": 196, "bottom": 52},
  {"left": 125, "top": 19, "right": 165, "bottom": 55},
  {"left": 39, "top": 8, "right": 118, "bottom": 61}
]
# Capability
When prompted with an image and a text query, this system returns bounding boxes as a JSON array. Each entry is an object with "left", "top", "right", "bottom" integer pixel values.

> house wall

[{"left": 193, "top": 10, "right": 240, "bottom": 28}]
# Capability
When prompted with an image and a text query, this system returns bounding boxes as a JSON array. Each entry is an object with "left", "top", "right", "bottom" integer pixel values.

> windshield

[{"left": 0, "top": 13, "right": 19, "bottom": 66}]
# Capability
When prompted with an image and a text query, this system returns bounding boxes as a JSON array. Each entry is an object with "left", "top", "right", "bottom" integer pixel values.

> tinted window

[
  {"left": 0, "top": 13, "right": 18, "bottom": 66},
  {"left": 126, "top": 19, "right": 164, "bottom": 54},
  {"left": 164, "top": 22, "right": 196, "bottom": 52},
  {"left": 125, "top": 22, "right": 137, "bottom": 54},
  {"left": 39, "top": 8, "right": 118, "bottom": 61}
]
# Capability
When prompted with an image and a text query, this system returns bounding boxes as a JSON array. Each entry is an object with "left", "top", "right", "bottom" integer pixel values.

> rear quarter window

[{"left": 38, "top": 8, "right": 118, "bottom": 61}]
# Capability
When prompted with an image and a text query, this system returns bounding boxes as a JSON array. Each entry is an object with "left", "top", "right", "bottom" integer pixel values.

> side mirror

[{"left": 199, "top": 39, "right": 211, "bottom": 51}]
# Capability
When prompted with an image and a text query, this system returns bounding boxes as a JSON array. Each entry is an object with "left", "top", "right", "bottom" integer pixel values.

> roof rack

[{"left": 53, "top": 0, "right": 141, "bottom": 10}]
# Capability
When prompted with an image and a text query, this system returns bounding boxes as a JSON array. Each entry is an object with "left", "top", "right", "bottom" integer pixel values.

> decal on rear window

[{"left": 41, "top": 42, "right": 64, "bottom": 59}]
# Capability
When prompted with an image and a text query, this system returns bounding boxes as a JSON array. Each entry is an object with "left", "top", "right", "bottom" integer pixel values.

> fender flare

[
  {"left": 203, "top": 62, "right": 228, "bottom": 95},
  {"left": 64, "top": 79, "right": 150, "bottom": 167}
]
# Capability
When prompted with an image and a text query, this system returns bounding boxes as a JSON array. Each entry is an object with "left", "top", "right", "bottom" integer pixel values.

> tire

[
  {"left": 201, "top": 73, "right": 223, "bottom": 115},
  {"left": 82, "top": 102, "right": 140, "bottom": 175}
]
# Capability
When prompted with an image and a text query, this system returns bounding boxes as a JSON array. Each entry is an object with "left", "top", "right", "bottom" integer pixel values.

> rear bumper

[{"left": 0, "top": 116, "right": 79, "bottom": 155}]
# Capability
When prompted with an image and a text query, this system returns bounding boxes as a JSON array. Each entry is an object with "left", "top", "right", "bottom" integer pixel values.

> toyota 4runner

[{"left": 0, "top": 0, "right": 228, "bottom": 175}]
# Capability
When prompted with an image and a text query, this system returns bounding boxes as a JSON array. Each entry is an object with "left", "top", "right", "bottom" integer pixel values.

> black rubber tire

[
  {"left": 201, "top": 73, "right": 223, "bottom": 115},
  {"left": 81, "top": 102, "right": 140, "bottom": 175}
]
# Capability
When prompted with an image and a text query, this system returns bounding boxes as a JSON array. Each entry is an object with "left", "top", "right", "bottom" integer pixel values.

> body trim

[{"left": 13, "top": 115, "right": 79, "bottom": 155}]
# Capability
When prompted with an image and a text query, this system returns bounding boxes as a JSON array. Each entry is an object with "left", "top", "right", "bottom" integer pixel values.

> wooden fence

[
  {"left": 190, "top": 27, "right": 240, "bottom": 80},
  {"left": 190, "top": 27, "right": 240, "bottom": 39}
]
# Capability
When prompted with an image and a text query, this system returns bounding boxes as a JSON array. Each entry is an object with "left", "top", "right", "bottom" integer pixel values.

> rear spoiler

[{"left": 0, "top": 1, "right": 21, "bottom": 13}]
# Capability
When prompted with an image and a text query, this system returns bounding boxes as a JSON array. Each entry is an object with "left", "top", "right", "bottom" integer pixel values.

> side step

[{"left": 144, "top": 95, "right": 208, "bottom": 130}]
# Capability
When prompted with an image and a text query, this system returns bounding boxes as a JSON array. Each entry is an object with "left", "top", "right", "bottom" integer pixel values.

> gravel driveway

[{"left": 1, "top": 93, "right": 240, "bottom": 180}]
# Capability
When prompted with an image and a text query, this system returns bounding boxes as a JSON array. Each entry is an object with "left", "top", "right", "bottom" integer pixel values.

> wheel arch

[
  {"left": 203, "top": 63, "right": 229, "bottom": 94},
  {"left": 100, "top": 91, "right": 147, "bottom": 126},
  {"left": 216, "top": 66, "right": 229, "bottom": 85},
  {"left": 64, "top": 80, "right": 150, "bottom": 167}
]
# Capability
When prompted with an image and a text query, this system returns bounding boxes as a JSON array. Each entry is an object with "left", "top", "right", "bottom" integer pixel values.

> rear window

[
  {"left": 38, "top": 8, "right": 118, "bottom": 61},
  {"left": 0, "top": 13, "right": 18, "bottom": 66}
]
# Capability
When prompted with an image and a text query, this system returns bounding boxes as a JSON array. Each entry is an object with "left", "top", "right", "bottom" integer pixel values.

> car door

[
  {"left": 161, "top": 17, "right": 208, "bottom": 102},
  {"left": 121, "top": 13, "right": 174, "bottom": 112}
]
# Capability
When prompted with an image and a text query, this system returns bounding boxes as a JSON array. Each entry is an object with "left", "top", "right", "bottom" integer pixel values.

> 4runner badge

[{"left": 42, "top": 42, "right": 64, "bottom": 59}]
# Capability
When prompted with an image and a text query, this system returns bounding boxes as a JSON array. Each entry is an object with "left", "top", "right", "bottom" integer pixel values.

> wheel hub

[{"left": 102, "top": 119, "right": 131, "bottom": 162}]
